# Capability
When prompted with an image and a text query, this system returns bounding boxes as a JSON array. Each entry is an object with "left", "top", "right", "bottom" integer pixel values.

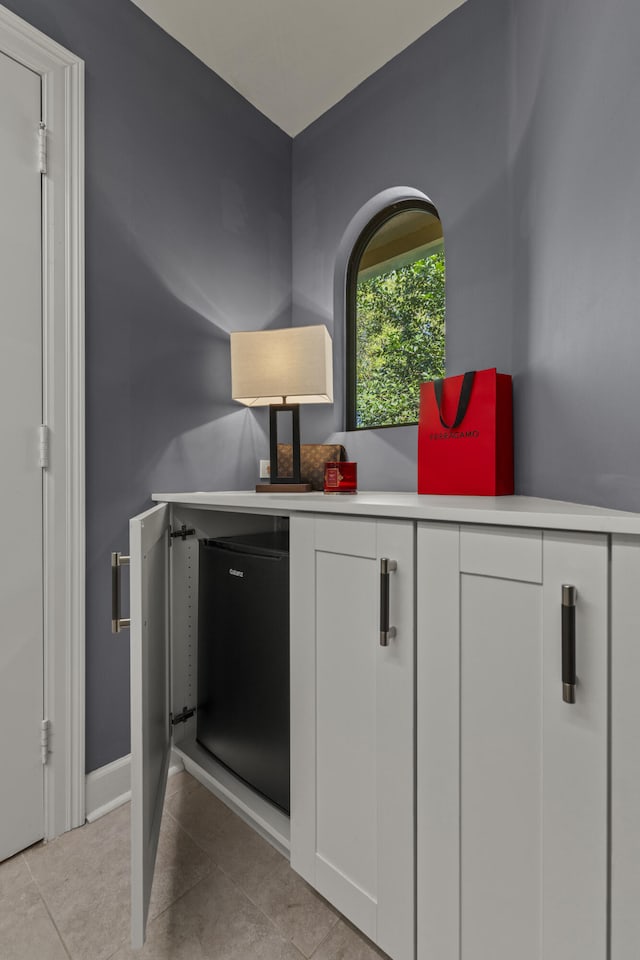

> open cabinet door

[{"left": 130, "top": 502, "right": 171, "bottom": 948}]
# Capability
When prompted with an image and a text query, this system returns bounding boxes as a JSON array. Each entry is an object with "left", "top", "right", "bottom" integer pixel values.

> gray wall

[
  {"left": 3, "top": 0, "right": 292, "bottom": 770},
  {"left": 5, "top": 0, "right": 640, "bottom": 770},
  {"left": 293, "top": 0, "right": 640, "bottom": 510},
  {"left": 509, "top": 0, "right": 640, "bottom": 510},
  {"left": 292, "top": 0, "right": 513, "bottom": 490}
]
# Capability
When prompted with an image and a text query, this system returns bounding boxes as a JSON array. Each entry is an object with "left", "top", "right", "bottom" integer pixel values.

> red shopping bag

[{"left": 417, "top": 368, "right": 513, "bottom": 495}]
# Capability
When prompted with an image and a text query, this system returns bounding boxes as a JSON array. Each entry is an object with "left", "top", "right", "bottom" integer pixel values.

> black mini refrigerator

[{"left": 197, "top": 531, "right": 290, "bottom": 813}]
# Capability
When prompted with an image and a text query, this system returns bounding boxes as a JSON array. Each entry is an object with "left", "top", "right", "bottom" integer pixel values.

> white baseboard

[
  {"left": 85, "top": 751, "right": 185, "bottom": 823},
  {"left": 175, "top": 741, "right": 289, "bottom": 857}
]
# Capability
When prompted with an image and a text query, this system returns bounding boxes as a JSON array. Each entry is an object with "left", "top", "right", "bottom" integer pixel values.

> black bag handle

[{"left": 433, "top": 370, "right": 476, "bottom": 430}]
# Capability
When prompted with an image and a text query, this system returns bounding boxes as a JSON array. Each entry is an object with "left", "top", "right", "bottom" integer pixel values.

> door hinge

[
  {"left": 169, "top": 524, "right": 196, "bottom": 545},
  {"left": 170, "top": 706, "right": 196, "bottom": 726},
  {"left": 38, "top": 122, "right": 47, "bottom": 175},
  {"left": 40, "top": 720, "right": 50, "bottom": 765},
  {"left": 38, "top": 424, "right": 50, "bottom": 469}
]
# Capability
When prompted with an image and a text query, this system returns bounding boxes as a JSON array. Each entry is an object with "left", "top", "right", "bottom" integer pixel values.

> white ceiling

[{"left": 131, "top": 0, "right": 466, "bottom": 136}]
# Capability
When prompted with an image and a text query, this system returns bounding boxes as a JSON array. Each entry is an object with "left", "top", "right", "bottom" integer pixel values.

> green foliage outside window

[{"left": 355, "top": 250, "right": 446, "bottom": 428}]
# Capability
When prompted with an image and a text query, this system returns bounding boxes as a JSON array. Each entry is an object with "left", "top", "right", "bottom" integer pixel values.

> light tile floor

[{"left": 0, "top": 772, "right": 390, "bottom": 960}]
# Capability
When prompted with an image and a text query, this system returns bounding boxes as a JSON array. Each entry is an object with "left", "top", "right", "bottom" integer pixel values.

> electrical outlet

[{"left": 259, "top": 459, "right": 271, "bottom": 479}]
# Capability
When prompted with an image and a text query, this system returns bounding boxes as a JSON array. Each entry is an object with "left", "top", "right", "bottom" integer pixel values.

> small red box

[{"left": 324, "top": 461, "right": 358, "bottom": 494}]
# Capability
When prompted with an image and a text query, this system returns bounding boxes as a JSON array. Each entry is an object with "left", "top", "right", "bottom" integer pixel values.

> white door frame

[{"left": 0, "top": 5, "right": 85, "bottom": 838}]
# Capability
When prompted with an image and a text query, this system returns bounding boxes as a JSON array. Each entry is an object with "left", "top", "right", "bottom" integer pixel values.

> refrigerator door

[
  {"left": 130, "top": 502, "right": 171, "bottom": 948},
  {"left": 197, "top": 539, "right": 290, "bottom": 811}
]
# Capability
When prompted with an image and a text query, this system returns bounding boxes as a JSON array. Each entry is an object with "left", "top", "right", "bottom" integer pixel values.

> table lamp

[{"left": 230, "top": 325, "right": 333, "bottom": 492}]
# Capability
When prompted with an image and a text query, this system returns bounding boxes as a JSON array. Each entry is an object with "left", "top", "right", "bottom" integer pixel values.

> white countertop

[{"left": 152, "top": 490, "right": 640, "bottom": 535}]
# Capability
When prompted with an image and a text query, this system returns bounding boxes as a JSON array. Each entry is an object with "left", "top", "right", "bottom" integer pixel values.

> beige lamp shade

[{"left": 230, "top": 325, "right": 333, "bottom": 406}]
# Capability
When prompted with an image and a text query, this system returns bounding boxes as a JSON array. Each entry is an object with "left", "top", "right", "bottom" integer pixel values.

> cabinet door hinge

[
  {"left": 41, "top": 720, "right": 50, "bottom": 765},
  {"left": 169, "top": 525, "right": 196, "bottom": 545},
  {"left": 38, "top": 122, "right": 47, "bottom": 175},
  {"left": 170, "top": 706, "right": 196, "bottom": 726},
  {"left": 39, "top": 424, "right": 50, "bottom": 469}
]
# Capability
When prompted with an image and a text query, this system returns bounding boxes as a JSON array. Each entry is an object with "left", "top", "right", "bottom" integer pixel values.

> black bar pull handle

[
  {"left": 111, "top": 552, "right": 130, "bottom": 634},
  {"left": 561, "top": 584, "right": 577, "bottom": 703},
  {"left": 380, "top": 558, "right": 397, "bottom": 646}
]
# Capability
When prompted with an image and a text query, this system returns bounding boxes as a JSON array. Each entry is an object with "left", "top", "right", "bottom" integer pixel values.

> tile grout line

[
  {"left": 195, "top": 832, "right": 337, "bottom": 958},
  {"left": 165, "top": 785, "right": 340, "bottom": 958},
  {"left": 112, "top": 862, "right": 305, "bottom": 960},
  {"left": 218, "top": 869, "right": 309, "bottom": 960},
  {"left": 101, "top": 805, "right": 216, "bottom": 960},
  {"left": 13, "top": 783, "right": 342, "bottom": 960},
  {"left": 307, "top": 917, "right": 340, "bottom": 959},
  {"left": 21, "top": 816, "right": 135, "bottom": 960},
  {"left": 216, "top": 860, "right": 293, "bottom": 931},
  {"left": 104, "top": 874, "right": 209, "bottom": 960},
  {"left": 150, "top": 806, "right": 216, "bottom": 918},
  {"left": 21, "top": 852, "right": 74, "bottom": 960},
  {"left": 165, "top": 798, "right": 309, "bottom": 955},
  {"left": 168, "top": 796, "right": 301, "bottom": 926},
  {"left": 123, "top": 783, "right": 344, "bottom": 960}
]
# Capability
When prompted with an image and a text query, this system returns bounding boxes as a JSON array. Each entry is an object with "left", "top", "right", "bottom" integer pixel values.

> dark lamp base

[{"left": 255, "top": 482, "right": 312, "bottom": 494}]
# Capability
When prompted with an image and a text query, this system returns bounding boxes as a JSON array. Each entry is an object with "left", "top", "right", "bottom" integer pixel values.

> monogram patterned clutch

[{"left": 277, "top": 443, "right": 347, "bottom": 490}]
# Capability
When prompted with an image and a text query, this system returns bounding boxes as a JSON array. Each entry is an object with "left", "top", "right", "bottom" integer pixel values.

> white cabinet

[
  {"left": 127, "top": 491, "right": 640, "bottom": 958},
  {"left": 129, "top": 503, "right": 171, "bottom": 947},
  {"left": 128, "top": 502, "right": 291, "bottom": 948},
  {"left": 128, "top": 502, "right": 415, "bottom": 956},
  {"left": 417, "top": 522, "right": 609, "bottom": 960},
  {"left": 611, "top": 535, "right": 640, "bottom": 959},
  {"left": 290, "top": 514, "right": 414, "bottom": 960}
]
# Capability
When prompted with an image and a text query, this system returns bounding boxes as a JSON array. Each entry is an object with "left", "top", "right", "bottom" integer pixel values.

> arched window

[{"left": 346, "top": 198, "right": 445, "bottom": 430}]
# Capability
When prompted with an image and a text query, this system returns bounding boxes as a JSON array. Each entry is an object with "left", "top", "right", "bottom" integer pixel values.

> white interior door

[
  {"left": 130, "top": 502, "right": 171, "bottom": 948},
  {"left": 0, "top": 50, "right": 44, "bottom": 862}
]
